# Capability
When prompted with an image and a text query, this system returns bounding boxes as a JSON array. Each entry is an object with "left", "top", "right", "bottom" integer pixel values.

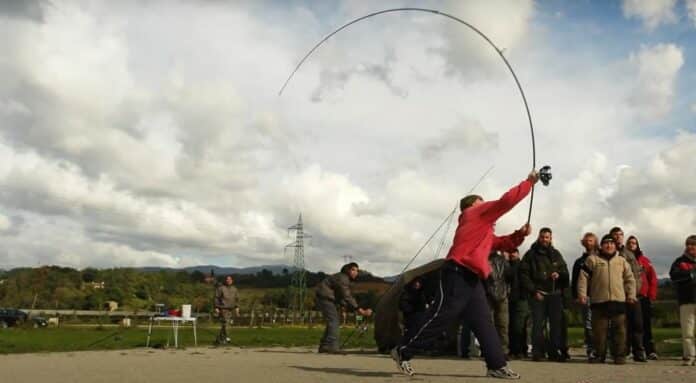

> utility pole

[{"left": 285, "top": 214, "right": 310, "bottom": 325}]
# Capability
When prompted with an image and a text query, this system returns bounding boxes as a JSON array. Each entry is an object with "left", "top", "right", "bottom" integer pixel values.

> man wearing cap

[
  {"left": 577, "top": 234, "right": 636, "bottom": 364},
  {"left": 391, "top": 170, "right": 539, "bottom": 380}
]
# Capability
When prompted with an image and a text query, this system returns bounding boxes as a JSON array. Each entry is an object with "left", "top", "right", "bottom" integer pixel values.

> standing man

[
  {"left": 391, "top": 170, "right": 540, "bottom": 379},
  {"left": 669, "top": 235, "right": 696, "bottom": 366},
  {"left": 610, "top": 227, "right": 647, "bottom": 362},
  {"left": 519, "top": 227, "right": 569, "bottom": 362},
  {"left": 315, "top": 262, "right": 373, "bottom": 354},
  {"left": 459, "top": 250, "right": 512, "bottom": 359},
  {"left": 214, "top": 275, "right": 239, "bottom": 345},
  {"left": 572, "top": 232, "right": 599, "bottom": 359},
  {"left": 507, "top": 248, "right": 529, "bottom": 359},
  {"left": 578, "top": 234, "right": 636, "bottom": 364},
  {"left": 627, "top": 235, "right": 659, "bottom": 360},
  {"left": 487, "top": 250, "right": 513, "bottom": 356}
]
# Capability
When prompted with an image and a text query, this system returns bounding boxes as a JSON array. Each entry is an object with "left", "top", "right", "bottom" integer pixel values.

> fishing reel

[{"left": 539, "top": 165, "right": 552, "bottom": 186}]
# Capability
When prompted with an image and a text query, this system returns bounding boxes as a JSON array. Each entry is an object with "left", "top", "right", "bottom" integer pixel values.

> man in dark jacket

[
  {"left": 399, "top": 277, "right": 428, "bottom": 342},
  {"left": 572, "top": 232, "right": 599, "bottom": 358},
  {"left": 669, "top": 235, "right": 696, "bottom": 366},
  {"left": 520, "top": 227, "right": 569, "bottom": 362},
  {"left": 214, "top": 275, "right": 239, "bottom": 345},
  {"left": 315, "top": 262, "right": 372, "bottom": 353},
  {"left": 611, "top": 226, "right": 647, "bottom": 362},
  {"left": 507, "top": 248, "right": 529, "bottom": 359}
]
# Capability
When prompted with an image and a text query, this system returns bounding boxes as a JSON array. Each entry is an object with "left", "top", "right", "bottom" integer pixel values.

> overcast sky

[{"left": 0, "top": 0, "right": 694, "bottom": 276}]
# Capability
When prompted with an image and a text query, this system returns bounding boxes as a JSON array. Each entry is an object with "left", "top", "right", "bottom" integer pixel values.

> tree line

[{"left": 0, "top": 266, "right": 385, "bottom": 313}]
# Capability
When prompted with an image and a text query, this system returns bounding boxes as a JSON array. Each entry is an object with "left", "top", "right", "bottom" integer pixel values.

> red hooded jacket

[
  {"left": 446, "top": 179, "right": 532, "bottom": 279},
  {"left": 636, "top": 254, "right": 658, "bottom": 300}
]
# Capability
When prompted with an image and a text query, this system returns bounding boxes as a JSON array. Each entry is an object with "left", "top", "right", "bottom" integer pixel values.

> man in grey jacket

[
  {"left": 214, "top": 275, "right": 239, "bottom": 345},
  {"left": 611, "top": 226, "right": 647, "bottom": 362},
  {"left": 315, "top": 262, "right": 372, "bottom": 353}
]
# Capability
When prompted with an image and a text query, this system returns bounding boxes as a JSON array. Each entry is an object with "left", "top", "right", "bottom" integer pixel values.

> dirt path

[{"left": 3, "top": 347, "right": 695, "bottom": 383}]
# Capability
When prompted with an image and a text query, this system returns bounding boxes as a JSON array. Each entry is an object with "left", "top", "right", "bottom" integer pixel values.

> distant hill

[{"left": 137, "top": 264, "right": 297, "bottom": 276}]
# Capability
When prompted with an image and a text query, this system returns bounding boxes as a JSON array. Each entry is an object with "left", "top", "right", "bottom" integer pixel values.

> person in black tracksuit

[
  {"left": 399, "top": 278, "right": 428, "bottom": 342},
  {"left": 508, "top": 248, "right": 529, "bottom": 359}
]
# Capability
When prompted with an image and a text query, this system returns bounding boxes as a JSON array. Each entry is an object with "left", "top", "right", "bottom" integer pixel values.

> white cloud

[
  {"left": 686, "top": 0, "right": 696, "bottom": 27},
  {"left": 691, "top": 103, "right": 696, "bottom": 113},
  {"left": 0, "top": 1, "right": 693, "bottom": 278},
  {"left": 627, "top": 43, "right": 683, "bottom": 121},
  {"left": 439, "top": 0, "right": 535, "bottom": 78},
  {"left": 0, "top": 214, "right": 10, "bottom": 232},
  {"left": 622, "top": 0, "right": 677, "bottom": 30}
]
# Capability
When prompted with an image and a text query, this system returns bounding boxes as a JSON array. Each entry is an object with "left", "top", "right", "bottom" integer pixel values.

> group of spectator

[{"left": 401, "top": 227, "right": 696, "bottom": 365}]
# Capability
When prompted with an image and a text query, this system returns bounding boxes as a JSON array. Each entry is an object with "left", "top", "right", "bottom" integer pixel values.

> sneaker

[
  {"left": 634, "top": 353, "right": 647, "bottom": 362},
  {"left": 318, "top": 346, "right": 345, "bottom": 355},
  {"left": 390, "top": 347, "right": 415, "bottom": 376},
  {"left": 487, "top": 366, "right": 521, "bottom": 380},
  {"left": 648, "top": 352, "right": 658, "bottom": 360},
  {"left": 682, "top": 357, "right": 694, "bottom": 366}
]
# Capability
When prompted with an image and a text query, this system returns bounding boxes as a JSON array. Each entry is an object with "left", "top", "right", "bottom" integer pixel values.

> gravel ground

[{"left": 3, "top": 347, "right": 696, "bottom": 383}]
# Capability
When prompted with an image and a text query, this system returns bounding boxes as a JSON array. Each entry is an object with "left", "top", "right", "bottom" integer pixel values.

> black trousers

[
  {"left": 639, "top": 296, "right": 656, "bottom": 354},
  {"left": 626, "top": 301, "right": 645, "bottom": 357},
  {"left": 530, "top": 294, "right": 565, "bottom": 359},
  {"left": 398, "top": 261, "right": 507, "bottom": 369},
  {"left": 508, "top": 299, "right": 529, "bottom": 356}
]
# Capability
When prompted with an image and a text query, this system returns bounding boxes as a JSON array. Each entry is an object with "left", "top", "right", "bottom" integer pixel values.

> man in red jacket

[
  {"left": 391, "top": 170, "right": 539, "bottom": 380},
  {"left": 627, "top": 235, "right": 659, "bottom": 359}
]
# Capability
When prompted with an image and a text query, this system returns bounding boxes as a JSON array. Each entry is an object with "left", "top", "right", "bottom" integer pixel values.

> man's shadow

[{"left": 290, "top": 365, "right": 482, "bottom": 379}]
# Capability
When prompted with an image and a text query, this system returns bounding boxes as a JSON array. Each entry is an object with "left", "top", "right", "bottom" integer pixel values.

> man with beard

[{"left": 519, "top": 227, "right": 569, "bottom": 362}]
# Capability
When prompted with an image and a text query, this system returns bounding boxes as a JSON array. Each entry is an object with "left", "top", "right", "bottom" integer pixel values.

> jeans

[{"left": 317, "top": 296, "right": 340, "bottom": 350}]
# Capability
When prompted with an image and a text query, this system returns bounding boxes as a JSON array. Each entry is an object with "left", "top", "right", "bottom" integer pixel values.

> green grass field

[{"left": 0, "top": 326, "right": 685, "bottom": 356}]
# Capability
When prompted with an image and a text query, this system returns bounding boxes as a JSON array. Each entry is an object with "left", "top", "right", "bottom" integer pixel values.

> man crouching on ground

[
  {"left": 391, "top": 170, "right": 540, "bottom": 379},
  {"left": 315, "top": 262, "right": 373, "bottom": 353}
]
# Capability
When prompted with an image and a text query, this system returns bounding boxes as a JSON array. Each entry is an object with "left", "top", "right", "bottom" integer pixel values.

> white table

[{"left": 146, "top": 316, "right": 197, "bottom": 348}]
